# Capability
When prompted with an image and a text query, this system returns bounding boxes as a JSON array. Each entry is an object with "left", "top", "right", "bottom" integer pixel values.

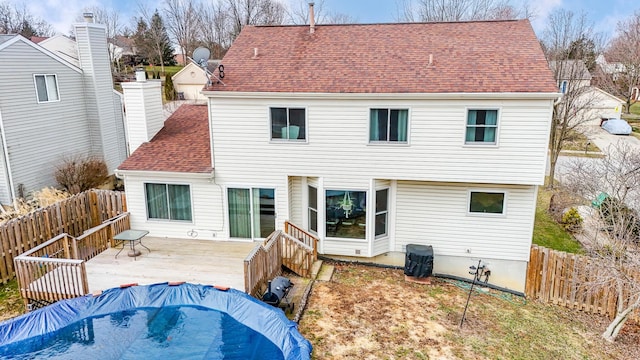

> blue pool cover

[{"left": 0, "top": 283, "right": 312, "bottom": 359}]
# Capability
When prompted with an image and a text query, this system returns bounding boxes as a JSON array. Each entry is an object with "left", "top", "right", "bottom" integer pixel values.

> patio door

[{"left": 228, "top": 188, "right": 275, "bottom": 239}]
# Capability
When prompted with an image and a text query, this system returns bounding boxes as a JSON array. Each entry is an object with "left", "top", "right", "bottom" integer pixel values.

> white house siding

[
  {"left": 0, "top": 40, "right": 92, "bottom": 197},
  {"left": 208, "top": 96, "right": 552, "bottom": 186},
  {"left": 394, "top": 181, "right": 536, "bottom": 291},
  {"left": 175, "top": 84, "right": 207, "bottom": 101},
  {"left": 75, "top": 24, "right": 124, "bottom": 173},
  {"left": 0, "top": 115, "right": 10, "bottom": 204},
  {"left": 112, "top": 91, "right": 128, "bottom": 160},
  {"left": 288, "top": 176, "right": 302, "bottom": 226},
  {"left": 124, "top": 173, "right": 224, "bottom": 240}
]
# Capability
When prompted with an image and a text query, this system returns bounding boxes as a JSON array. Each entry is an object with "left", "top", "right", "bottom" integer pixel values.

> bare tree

[
  {"left": 395, "top": 0, "right": 529, "bottom": 22},
  {"left": 594, "top": 12, "right": 640, "bottom": 113},
  {"left": 0, "top": 1, "right": 53, "bottom": 36},
  {"left": 198, "top": 1, "right": 232, "bottom": 59},
  {"left": 563, "top": 142, "right": 640, "bottom": 342},
  {"left": 224, "top": 0, "right": 286, "bottom": 40},
  {"left": 542, "top": 9, "right": 603, "bottom": 188},
  {"left": 164, "top": 0, "right": 200, "bottom": 59},
  {"left": 287, "top": 0, "right": 357, "bottom": 25}
]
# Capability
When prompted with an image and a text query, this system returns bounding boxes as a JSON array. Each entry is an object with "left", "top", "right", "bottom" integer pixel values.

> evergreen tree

[{"left": 132, "top": 10, "right": 175, "bottom": 71}]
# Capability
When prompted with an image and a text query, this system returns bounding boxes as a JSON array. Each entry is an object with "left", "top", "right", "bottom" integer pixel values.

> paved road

[{"left": 581, "top": 125, "right": 640, "bottom": 152}]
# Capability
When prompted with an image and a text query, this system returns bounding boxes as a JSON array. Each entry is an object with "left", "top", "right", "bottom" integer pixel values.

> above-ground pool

[{"left": 0, "top": 283, "right": 311, "bottom": 359}]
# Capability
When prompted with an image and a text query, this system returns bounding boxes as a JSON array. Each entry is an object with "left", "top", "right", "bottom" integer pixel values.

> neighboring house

[
  {"left": 116, "top": 20, "right": 558, "bottom": 292},
  {"left": 550, "top": 59, "right": 623, "bottom": 124},
  {"left": 110, "top": 35, "right": 137, "bottom": 68},
  {"left": 0, "top": 19, "right": 127, "bottom": 205},
  {"left": 171, "top": 61, "right": 220, "bottom": 101},
  {"left": 596, "top": 54, "right": 639, "bottom": 101}
]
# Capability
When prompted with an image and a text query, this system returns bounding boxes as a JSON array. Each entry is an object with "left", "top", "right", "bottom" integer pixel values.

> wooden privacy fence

[
  {"left": 0, "top": 190, "right": 126, "bottom": 284},
  {"left": 526, "top": 245, "right": 640, "bottom": 321},
  {"left": 244, "top": 231, "right": 282, "bottom": 296},
  {"left": 14, "top": 213, "right": 130, "bottom": 310}
]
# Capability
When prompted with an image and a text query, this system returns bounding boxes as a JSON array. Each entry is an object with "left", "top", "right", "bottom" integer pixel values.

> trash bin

[{"left": 404, "top": 244, "right": 433, "bottom": 278}]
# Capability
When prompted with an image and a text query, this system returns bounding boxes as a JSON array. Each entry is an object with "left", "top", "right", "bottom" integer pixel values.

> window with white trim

[
  {"left": 469, "top": 191, "right": 505, "bottom": 214},
  {"left": 34, "top": 74, "right": 60, "bottom": 102},
  {"left": 145, "top": 183, "right": 192, "bottom": 221},
  {"left": 270, "top": 107, "right": 306, "bottom": 140},
  {"left": 370, "top": 109, "right": 408, "bottom": 143},
  {"left": 308, "top": 185, "right": 318, "bottom": 233},
  {"left": 375, "top": 189, "right": 388, "bottom": 237},
  {"left": 466, "top": 109, "right": 498, "bottom": 144}
]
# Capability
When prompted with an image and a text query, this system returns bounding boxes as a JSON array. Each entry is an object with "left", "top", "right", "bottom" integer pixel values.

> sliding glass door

[{"left": 228, "top": 187, "right": 275, "bottom": 239}]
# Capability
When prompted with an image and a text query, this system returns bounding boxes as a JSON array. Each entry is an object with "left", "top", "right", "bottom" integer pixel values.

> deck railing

[
  {"left": 73, "top": 213, "right": 130, "bottom": 261},
  {"left": 14, "top": 234, "right": 89, "bottom": 309},
  {"left": 244, "top": 231, "right": 282, "bottom": 296},
  {"left": 284, "top": 221, "right": 318, "bottom": 259},
  {"left": 14, "top": 213, "right": 131, "bottom": 310}
]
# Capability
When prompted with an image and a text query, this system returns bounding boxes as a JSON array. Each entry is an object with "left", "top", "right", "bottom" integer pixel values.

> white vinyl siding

[
  {"left": 288, "top": 176, "right": 302, "bottom": 225},
  {"left": 209, "top": 97, "right": 551, "bottom": 185},
  {"left": 0, "top": 40, "right": 92, "bottom": 199},
  {"left": 125, "top": 174, "right": 222, "bottom": 239},
  {"left": 34, "top": 74, "right": 60, "bottom": 102},
  {"left": 395, "top": 181, "right": 536, "bottom": 262}
]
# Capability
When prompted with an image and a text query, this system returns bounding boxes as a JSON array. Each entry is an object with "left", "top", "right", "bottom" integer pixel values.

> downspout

[{"left": 0, "top": 109, "right": 16, "bottom": 210}]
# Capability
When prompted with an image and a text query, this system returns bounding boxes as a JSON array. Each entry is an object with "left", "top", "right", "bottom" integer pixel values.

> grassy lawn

[
  {"left": 562, "top": 129, "right": 601, "bottom": 153},
  {"left": 144, "top": 65, "right": 184, "bottom": 75},
  {"left": 533, "top": 186, "right": 584, "bottom": 254},
  {"left": 0, "top": 280, "right": 24, "bottom": 322},
  {"left": 299, "top": 264, "right": 639, "bottom": 359}
]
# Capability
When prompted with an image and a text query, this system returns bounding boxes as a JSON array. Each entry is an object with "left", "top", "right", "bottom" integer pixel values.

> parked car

[{"left": 601, "top": 118, "right": 632, "bottom": 135}]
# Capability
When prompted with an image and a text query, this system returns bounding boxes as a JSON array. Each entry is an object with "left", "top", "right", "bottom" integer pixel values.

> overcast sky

[{"left": 27, "top": 0, "right": 637, "bottom": 40}]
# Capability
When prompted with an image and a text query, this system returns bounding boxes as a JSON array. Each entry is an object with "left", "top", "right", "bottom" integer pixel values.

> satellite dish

[{"left": 192, "top": 47, "right": 210, "bottom": 68}]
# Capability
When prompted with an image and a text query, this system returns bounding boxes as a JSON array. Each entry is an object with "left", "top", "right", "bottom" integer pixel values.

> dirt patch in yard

[{"left": 298, "top": 264, "right": 640, "bottom": 360}]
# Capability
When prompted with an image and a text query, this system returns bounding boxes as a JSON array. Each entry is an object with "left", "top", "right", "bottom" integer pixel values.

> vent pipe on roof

[
  {"left": 428, "top": 53, "right": 433, "bottom": 66},
  {"left": 83, "top": 12, "right": 94, "bottom": 23},
  {"left": 309, "top": 2, "right": 315, "bottom": 34}
]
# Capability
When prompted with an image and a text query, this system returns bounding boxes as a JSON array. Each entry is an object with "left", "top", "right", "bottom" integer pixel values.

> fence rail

[
  {"left": 526, "top": 245, "right": 639, "bottom": 321},
  {"left": 281, "top": 233, "right": 315, "bottom": 278},
  {"left": 0, "top": 190, "right": 126, "bottom": 284},
  {"left": 284, "top": 221, "right": 318, "bottom": 259}
]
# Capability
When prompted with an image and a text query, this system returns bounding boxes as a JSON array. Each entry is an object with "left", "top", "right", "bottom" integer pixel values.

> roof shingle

[
  {"left": 118, "top": 105, "right": 211, "bottom": 173},
  {"left": 206, "top": 20, "right": 557, "bottom": 94}
]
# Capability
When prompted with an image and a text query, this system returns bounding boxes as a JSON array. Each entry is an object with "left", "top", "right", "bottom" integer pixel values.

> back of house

[{"left": 118, "top": 19, "right": 558, "bottom": 292}]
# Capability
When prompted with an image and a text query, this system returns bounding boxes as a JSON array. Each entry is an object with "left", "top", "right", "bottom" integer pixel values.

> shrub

[
  {"left": 561, "top": 207, "right": 583, "bottom": 233},
  {"left": 54, "top": 156, "right": 108, "bottom": 194},
  {"left": 599, "top": 197, "right": 640, "bottom": 242},
  {"left": 0, "top": 188, "right": 70, "bottom": 223},
  {"left": 164, "top": 72, "right": 176, "bottom": 101}
]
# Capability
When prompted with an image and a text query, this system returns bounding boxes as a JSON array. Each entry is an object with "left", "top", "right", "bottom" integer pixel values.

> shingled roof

[
  {"left": 118, "top": 105, "right": 211, "bottom": 173},
  {"left": 206, "top": 20, "right": 557, "bottom": 94}
]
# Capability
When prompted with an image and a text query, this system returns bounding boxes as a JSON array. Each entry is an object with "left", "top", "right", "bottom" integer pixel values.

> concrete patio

[{"left": 85, "top": 237, "right": 257, "bottom": 293}]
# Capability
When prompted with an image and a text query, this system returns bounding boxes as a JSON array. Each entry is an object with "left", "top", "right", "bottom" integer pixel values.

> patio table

[{"left": 114, "top": 230, "right": 150, "bottom": 260}]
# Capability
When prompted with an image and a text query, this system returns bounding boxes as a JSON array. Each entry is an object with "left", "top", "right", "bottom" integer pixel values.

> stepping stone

[{"left": 317, "top": 264, "right": 334, "bottom": 282}]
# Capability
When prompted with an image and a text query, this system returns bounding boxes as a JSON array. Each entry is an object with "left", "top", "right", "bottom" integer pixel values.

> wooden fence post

[{"left": 89, "top": 191, "right": 100, "bottom": 227}]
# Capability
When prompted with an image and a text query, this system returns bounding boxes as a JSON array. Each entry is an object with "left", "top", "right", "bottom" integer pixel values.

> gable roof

[
  {"left": 548, "top": 60, "right": 592, "bottom": 81},
  {"left": 118, "top": 105, "right": 212, "bottom": 173},
  {"left": 0, "top": 35, "right": 82, "bottom": 73},
  {"left": 29, "top": 36, "right": 48, "bottom": 44},
  {"left": 206, "top": 20, "right": 557, "bottom": 94}
]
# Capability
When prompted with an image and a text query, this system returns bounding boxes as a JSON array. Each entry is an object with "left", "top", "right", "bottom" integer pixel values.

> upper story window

[
  {"left": 270, "top": 107, "right": 306, "bottom": 141},
  {"left": 34, "top": 74, "right": 60, "bottom": 103},
  {"left": 469, "top": 191, "right": 505, "bottom": 215},
  {"left": 145, "top": 183, "right": 192, "bottom": 221},
  {"left": 560, "top": 80, "right": 568, "bottom": 94},
  {"left": 370, "top": 109, "right": 408, "bottom": 143},
  {"left": 465, "top": 109, "right": 498, "bottom": 145}
]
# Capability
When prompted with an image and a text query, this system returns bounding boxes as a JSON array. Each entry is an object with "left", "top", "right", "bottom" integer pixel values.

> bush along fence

[
  {"left": 0, "top": 190, "right": 126, "bottom": 284},
  {"left": 526, "top": 245, "right": 639, "bottom": 321}
]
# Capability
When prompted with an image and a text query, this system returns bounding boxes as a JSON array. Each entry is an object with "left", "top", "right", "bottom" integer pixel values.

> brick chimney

[{"left": 121, "top": 71, "right": 164, "bottom": 154}]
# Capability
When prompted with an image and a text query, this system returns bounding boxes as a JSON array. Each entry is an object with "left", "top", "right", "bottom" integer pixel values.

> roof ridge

[{"left": 253, "top": 19, "right": 525, "bottom": 28}]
